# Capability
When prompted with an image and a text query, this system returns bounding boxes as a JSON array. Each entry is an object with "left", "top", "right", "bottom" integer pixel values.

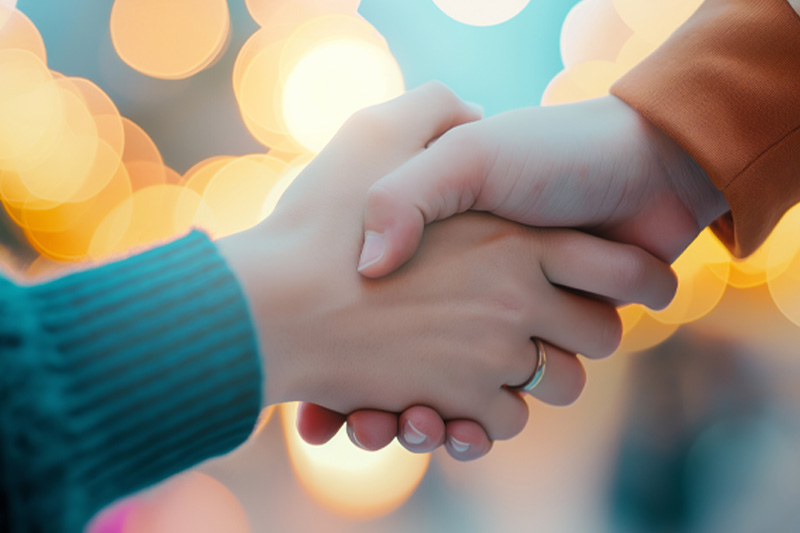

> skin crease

[
  {"left": 302, "top": 95, "right": 729, "bottom": 458},
  {"left": 217, "top": 84, "right": 679, "bottom": 443}
]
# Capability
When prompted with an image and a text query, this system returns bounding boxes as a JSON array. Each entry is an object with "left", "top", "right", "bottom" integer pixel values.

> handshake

[{"left": 218, "top": 81, "right": 728, "bottom": 460}]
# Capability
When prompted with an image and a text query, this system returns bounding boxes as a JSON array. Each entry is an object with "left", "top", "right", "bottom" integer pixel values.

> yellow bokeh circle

[
  {"left": 110, "top": 0, "right": 231, "bottom": 80},
  {"left": 0, "top": 50, "right": 60, "bottom": 166},
  {"left": 200, "top": 155, "right": 289, "bottom": 239},
  {"left": 560, "top": 0, "right": 632, "bottom": 69},
  {"left": 88, "top": 184, "right": 205, "bottom": 260},
  {"left": 617, "top": 304, "right": 679, "bottom": 354},
  {"left": 645, "top": 228, "right": 731, "bottom": 325},
  {"left": 767, "top": 204, "right": 800, "bottom": 326},
  {"left": 612, "top": 0, "right": 703, "bottom": 45},
  {"left": 541, "top": 60, "right": 627, "bottom": 106},
  {"left": 244, "top": 0, "right": 360, "bottom": 28},
  {"left": 282, "top": 39, "right": 404, "bottom": 153},
  {"left": 281, "top": 403, "right": 430, "bottom": 520},
  {"left": 0, "top": 6, "right": 46, "bottom": 63}
]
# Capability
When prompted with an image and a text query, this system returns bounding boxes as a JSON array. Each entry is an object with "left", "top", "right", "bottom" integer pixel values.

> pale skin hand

[
  {"left": 318, "top": 95, "right": 730, "bottom": 459},
  {"left": 217, "top": 83, "right": 678, "bottom": 443},
  {"left": 357, "top": 95, "right": 729, "bottom": 270}
]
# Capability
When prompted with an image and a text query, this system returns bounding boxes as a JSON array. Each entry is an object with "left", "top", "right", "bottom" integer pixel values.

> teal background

[{"left": 359, "top": 0, "right": 580, "bottom": 116}]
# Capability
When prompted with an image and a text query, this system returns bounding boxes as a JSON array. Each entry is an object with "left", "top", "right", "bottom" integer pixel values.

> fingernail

[
  {"left": 466, "top": 101, "right": 484, "bottom": 117},
  {"left": 358, "top": 231, "right": 385, "bottom": 271},
  {"left": 449, "top": 436, "right": 470, "bottom": 453},
  {"left": 347, "top": 424, "right": 367, "bottom": 450},
  {"left": 403, "top": 420, "right": 427, "bottom": 445}
]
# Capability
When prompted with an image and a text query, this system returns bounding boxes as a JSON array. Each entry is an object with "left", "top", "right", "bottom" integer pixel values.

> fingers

[
  {"left": 479, "top": 389, "right": 530, "bottom": 441},
  {"left": 509, "top": 341, "right": 587, "bottom": 406},
  {"left": 397, "top": 406, "right": 445, "bottom": 453},
  {"left": 357, "top": 124, "right": 487, "bottom": 278},
  {"left": 531, "top": 288, "right": 623, "bottom": 359},
  {"left": 352, "top": 82, "right": 485, "bottom": 278},
  {"left": 444, "top": 419, "right": 493, "bottom": 461},
  {"left": 345, "top": 405, "right": 494, "bottom": 461},
  {"left": 538, "top": 230, "right": 678, "bottom": 310},
  {"left": 344, "top": 80, "right": 483, "bottom": 151},
  {"left": 296, "top": 403, "right": 346, "bottom": 445},
  {"left": 346, "top": 410, "right": 399, "bottom": 451}
]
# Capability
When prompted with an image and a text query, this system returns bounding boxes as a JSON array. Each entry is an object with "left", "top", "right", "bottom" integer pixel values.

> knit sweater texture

[{"left": 0, "top": 231, "right": 262, "bottom": 532}]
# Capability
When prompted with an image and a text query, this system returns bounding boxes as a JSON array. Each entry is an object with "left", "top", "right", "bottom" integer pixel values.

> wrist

[
  {"left": 216, "top": 226, "right": 281, "bottom": 406},
  {"left": 216, "top": 218, "right": 330, "bottom": 407},
  {"left": 610, "top": 95, "right": 729, "bottom": 259},
  {"left": 654, "top": 127, "right": 730, "bottom": 231}
]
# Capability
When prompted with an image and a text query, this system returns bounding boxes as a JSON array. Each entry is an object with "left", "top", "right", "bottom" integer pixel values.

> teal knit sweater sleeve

[{"left": 0, "top": 231, "right": 263, "bottom": 533}]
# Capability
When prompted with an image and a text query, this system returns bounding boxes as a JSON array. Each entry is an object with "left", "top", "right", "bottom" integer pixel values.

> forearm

[{"left": 0, "top": 231, "right": 261, "bottom": 532}]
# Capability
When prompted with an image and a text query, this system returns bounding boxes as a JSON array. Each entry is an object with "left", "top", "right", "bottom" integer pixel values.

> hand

[
  {"left": 218, "top": 83, "right": 677, "bottom": 442},
  {"left": 295, "top": 213, "right": 677, "bottom": 455},
  {"left": 309, "top": 96, "right": 717, "bottom": 459},
  {"left": 355, "top": 94, "right": 730, "bottom": 279}
]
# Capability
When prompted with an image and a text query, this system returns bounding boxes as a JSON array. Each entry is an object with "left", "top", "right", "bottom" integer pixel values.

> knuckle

[
  {"left": 343, "top": 107, "right": 393, "bottom": 142},
  {"left": 438, "top": 122, "right": 482, "bottom": 155},
  {"left": 423, "top": 80, "right": 459, "bottom": 107}
]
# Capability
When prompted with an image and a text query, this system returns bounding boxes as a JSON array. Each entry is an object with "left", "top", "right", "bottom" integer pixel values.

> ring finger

[{"left": 508, "top": 339, "right": 586, "bottom": 406}]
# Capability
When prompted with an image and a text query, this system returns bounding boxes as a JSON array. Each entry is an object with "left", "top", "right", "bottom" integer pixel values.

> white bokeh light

[
  {"left": 433, "top": 0, "right": 530, "bottom": 26},
  {"left": 282, "top": 39, "right": 404, "bottom": 153}
]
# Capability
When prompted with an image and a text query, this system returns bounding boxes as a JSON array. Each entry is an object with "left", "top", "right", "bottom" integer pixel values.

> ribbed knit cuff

[{"left": 28, "top": 231, "right": 262, "bottom": 527}]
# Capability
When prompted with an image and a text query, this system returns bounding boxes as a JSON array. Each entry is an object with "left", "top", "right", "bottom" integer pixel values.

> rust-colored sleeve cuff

[{"left": 610, "top": 0, "right": 800, "bottom": 257}]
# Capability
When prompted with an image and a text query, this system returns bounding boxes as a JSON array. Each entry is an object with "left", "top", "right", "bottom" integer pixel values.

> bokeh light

[
  {"left": 282, "top": 39, "right": 404, "bottom": 152},
  {"left": 234, "top": 12, "right": 401, "bottom": 154},
  {"left": 617, "top": 304, "right": 679, "bottom": 354},
  {"left": 109, "top": 0, "right": 231, "bottom": 80},
  {"left": 3, "top": 2, "right": 800, "bottom": 530},
  {"left": 766, "top": 203, "right": 800, "bottom": 281},
  {"left": 20, "top": 163, "right": 132, "bottom": 261},
  {"left": 646, "top": 228, "right": 731, "bottom": 325},
  {"left": 244, "top": 0, "right": 360, "bottom": 28},
  {"left": 614, "top": 34, "right": 659, "bottom": 71},
  {"left": 432, "top": 0, "right": 531, "bottom": 27},
  {"left": 0, "top": 6, "right": 44, "bottom": 62},
  {"left": 199, "top": 154, "right": 289, "bottom": 239},
  {"left": 122, "top": 472, "right": 251, "bottom": 533},
  {"left": 767, "top": 204, "right": 800, "bottom": 326},
  {"left": 0, "top": 49, "right": 58, "bottom": 165},
  {"left": 541, "top": 60, "right": 626, "bottom": 105},
  {"left": 183, "top": 156, "right": 237, "bottom": 196},
  {"left": 727, "top": 243, "right": 771, "bottom": 289},
  {"left": 260, "top": 156, "right": 312, "bottom": 219},
  {"left": 87, "top": 184, "right": 204, "bottom": 260},
  {"left": 251, "top": 405, "right": 277, "bottom": 436},
  {"left": 560, "top": 0, "right": 631, "bottom": 68},
  {"left": 612, "top": 0, "right": 703, "bottom": 44},
  {"left": 281, "top": 403, "right": 430, "bottom": 519}
]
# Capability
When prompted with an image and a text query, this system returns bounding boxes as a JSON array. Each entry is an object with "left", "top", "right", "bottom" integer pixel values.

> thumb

[{"left": 357, "top": 131, "right": 486, "bottom": 277}]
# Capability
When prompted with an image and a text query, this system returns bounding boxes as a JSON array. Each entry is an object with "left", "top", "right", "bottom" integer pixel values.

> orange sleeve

[{"left": 610, "top": 0, "right": 800, "bottom": 257}]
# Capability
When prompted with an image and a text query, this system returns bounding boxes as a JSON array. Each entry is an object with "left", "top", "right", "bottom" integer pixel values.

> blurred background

[{"left": 1, "top": 0, "right": 799, "bottom": 531}]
